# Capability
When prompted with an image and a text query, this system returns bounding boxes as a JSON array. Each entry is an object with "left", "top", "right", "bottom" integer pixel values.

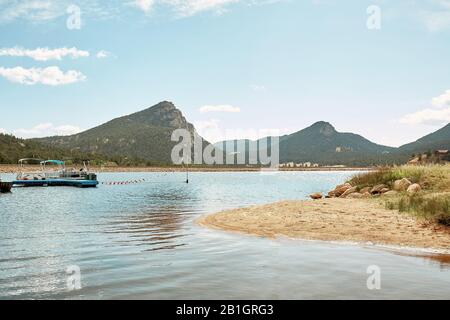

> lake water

[{"left": 1, "top": 171, "right": 449, "bottom": 300}]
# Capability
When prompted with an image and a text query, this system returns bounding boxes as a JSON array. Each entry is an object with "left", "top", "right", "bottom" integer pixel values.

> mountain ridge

[
  {"left": 216, "top": 121, "right": 403, "bottom": 166},
  {"left": 0, "top": 133, "right": 108, "bottom": 164},
  {"left": 399, "top": 123, "right": 450, "bottom": 154},
  {"left": 17, "top": 102, "right": 450, "bottom": 166}
]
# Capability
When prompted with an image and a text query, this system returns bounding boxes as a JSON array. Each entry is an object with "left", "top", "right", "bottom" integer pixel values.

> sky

[{"left": 0, "top": 0, "right": 449, "bottom": 146}]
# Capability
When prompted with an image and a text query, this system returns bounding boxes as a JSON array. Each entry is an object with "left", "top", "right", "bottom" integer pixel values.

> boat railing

[
  {"left": 16, "top": 171, "right": 45, "bottom": 180},
  {"left": 44, "top": 171, "right": 63, "bottom": 179}
]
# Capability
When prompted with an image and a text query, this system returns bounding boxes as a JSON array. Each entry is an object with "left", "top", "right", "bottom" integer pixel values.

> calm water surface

[{"left": 1, "top": 171, "right": 449, "bottom": 299}]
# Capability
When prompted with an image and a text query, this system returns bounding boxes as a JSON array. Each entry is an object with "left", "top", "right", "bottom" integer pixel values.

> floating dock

[{"left": 13, "top": 179, "right": 99, "bottom": 188}]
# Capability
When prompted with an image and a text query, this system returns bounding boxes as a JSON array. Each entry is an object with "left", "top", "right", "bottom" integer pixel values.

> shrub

[
  {"left": 348, "top": 166, "right": 424, "bottom": 189},
  {"left": 349, "top": 165, "right": 450, "bottom": 192},
  {"left": 386, "top": 194, "right": 450, "bottom": 226}
]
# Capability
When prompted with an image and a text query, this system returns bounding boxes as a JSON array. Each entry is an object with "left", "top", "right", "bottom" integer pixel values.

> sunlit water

[{"left": 1, "top": 172, "right": 449, "bottom": 300}]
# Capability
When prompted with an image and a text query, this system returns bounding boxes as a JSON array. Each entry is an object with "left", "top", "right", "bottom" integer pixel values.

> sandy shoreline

[
  {"left": 198, "top": 199, "right": 450, "bottom": 251},
  {"left": 0, "top": 164, "right": 370, "bottom": 174}
]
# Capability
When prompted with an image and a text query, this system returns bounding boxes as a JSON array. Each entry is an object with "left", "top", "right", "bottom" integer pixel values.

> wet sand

[{"left": 198, "top": 199, "right": 450, "bottom": 250}]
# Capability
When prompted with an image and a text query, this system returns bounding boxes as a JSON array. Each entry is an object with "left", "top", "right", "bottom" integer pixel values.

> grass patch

[
  {"left": 349, "top": 165, "right": 450, "bottom": 226},
  {"left": 352, "top": 165, "right": 450, "bottom": 226},
  {"left": 349, "top": 166, "right": 423, "bottom": 189},
  {"left": 386, "top": 194, "right": 450, "bottom": 226},
  {"left": 348, "top": 165, "right": 450, "bottom": 191}
]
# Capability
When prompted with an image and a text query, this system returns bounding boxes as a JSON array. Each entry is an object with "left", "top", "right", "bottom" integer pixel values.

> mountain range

[
  {"left": 1, "top": 101, "right": 448, "bottom": 166},
  {"left": 217, "top": 120, "right": 450, "bottom": 166},
  {"left": 216, "top": 122, "right": 401, "bottom": 166}
]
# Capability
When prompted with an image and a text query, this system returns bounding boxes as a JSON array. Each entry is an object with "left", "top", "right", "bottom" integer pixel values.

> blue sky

[{"left": 0, "top": 0, "right": 449, "bottom": 146}]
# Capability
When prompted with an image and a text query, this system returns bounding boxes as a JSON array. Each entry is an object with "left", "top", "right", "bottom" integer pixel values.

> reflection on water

[
  {"left": 1, "top": 171, "right": 450, "bottom": 300},
  {"left": 107, "top": 207, "right": 190, "bottom": 252},
  {"left": 104, "top": 181, "right": 201, "bottom": 252},
  {"left": 390, "top": 251, "right": 450, "bottom": 270},
  {"left": 418, "top": 254, "right": 450, "bottom": 271}
]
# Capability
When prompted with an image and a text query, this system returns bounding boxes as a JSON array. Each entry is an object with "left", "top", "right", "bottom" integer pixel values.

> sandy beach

[{"left": 198, "top": 198, "right": 450, "bottom": 250}]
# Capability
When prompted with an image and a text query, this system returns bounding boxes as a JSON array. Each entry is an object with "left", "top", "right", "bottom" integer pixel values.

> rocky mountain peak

[
  {"left": 131, "top": 101, "right": 194, "bottom": 130},
  {"left": 309, "top": 121, "right": 337, "bottom": 137}
]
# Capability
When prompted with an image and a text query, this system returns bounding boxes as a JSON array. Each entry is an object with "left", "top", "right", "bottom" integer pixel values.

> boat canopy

[
  {"left": 40, "top": 160, "right": 65, "bottom": 166},
  {"left": 18, "top": 158, "right": 42, "bottom": 165}
]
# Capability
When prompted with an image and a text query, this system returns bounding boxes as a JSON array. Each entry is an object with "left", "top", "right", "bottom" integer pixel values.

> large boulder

[
  {"left": 393, "top": 178, "right": 412, "bottom": 192},
  {"left": 340, "top": 186, "right": 358, "bottom": 198},
  {"left": 360, "top": 187, "right": 372, "bottom": 194},
  {"left": 382, "top": 190, "right": 398, "bottom": 197},
  {"left": 370, "top": 184, "right": 388, "bottom": 195},
  {"left": 333, "top": 183, "right": 353, "bottom": 197},
  {"left": 407, "top": 184, "right": 421, "bottom": 194},
  {"left": 310, "top": 192, "right": 323, "bottom": 200},
  {"left": 347, "top": 192, "right": 365, "bottom": 199}
]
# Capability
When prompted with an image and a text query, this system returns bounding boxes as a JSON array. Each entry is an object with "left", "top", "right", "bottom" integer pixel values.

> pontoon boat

[{"left": 13, "top": 159, "right": 99, "bottom": 188}]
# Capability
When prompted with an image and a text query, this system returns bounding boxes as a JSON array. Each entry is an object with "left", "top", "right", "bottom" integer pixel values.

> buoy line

[{"left": 100, "top": 179, "right": 146, "bottom": 185}]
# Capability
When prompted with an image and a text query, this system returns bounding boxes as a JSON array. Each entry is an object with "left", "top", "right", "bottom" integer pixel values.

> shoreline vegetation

[
  {"left": 199, "top": 165, "right": 450, "bottom": 251},
  {"left": 0, "top": 164, "right": 371, "bottom": 174}
]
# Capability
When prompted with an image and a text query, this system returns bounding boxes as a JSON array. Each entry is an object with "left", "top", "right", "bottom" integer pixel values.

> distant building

[
  {"left": 281, "top": 162, "right": 319, "bottom": 168},
  {"left": 409, "top": 150, "right": 449, "bottom": 165},
  {"left": 281, "top": 162, "right": 295, "bottom": 168},
  {"left": 435, "top": 150, "right": 450, "bottom": 163}
]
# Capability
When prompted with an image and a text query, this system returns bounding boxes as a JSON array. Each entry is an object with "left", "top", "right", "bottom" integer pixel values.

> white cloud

[
  {"left": 193, "top": 119, "right": 225, "bottom": 143},
  {"left": 0, "top": 1, "right": 122, "bottom": 23},
  {"left": 0, "top": 128, "right": 6, "bottom": 134},
  {"left": 437, "top": 0, "right": 450, "bottom": 8},
  {"left": 250, "top": 84, "right": 266, "bottom": 92},
  {"left": 421, "top": 10, "right": 450, "bottom": 31},
  {"left": 131, "top": 0, "right": 155, "bottom": 13},
  {"left": 0, "top": 0, "right": 281, "bottom": 23},
  {"left": 14, "top": 123, "right": 82, "bottom": 138},
  {"left": 96, "top": 50, "right": 111, "bottom": 59},
  {"left": 0, "top": 47, "right": 90, "bottom": 61},
  {"left": 163, "top": 0, "right": 238, "bottom": 17},
  {"left": 129, "top": 0, "right": 245, "bottom": 16},
  {"left": 171, "top": 0, "right": 284, "bottom": 17},
  {"left": 432, "top": 89, "right": 450, "bottom": 108},
  {"left": 0, "top": 66, "right": 86, "bottom": 86},
  {"left": 0, "top": 0, "right": 65, "bottom": 23},
  {"left": 195, "top": 118, "right": 221, "bottom": 130},
  {"left": 194, "top": 119, "right": 293, "bottom": 143},
  {"left": 199, "top": 104, "right": 241, "bottom": 113},
  {"left": 417, "top": 0, "right": 450, "bottom": 31},
  {"left": 400, "top": 107, "right": 450, "bottom": 126},
  {"left": 400, "top": 89, "right": 450, "bottom": 125}
]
